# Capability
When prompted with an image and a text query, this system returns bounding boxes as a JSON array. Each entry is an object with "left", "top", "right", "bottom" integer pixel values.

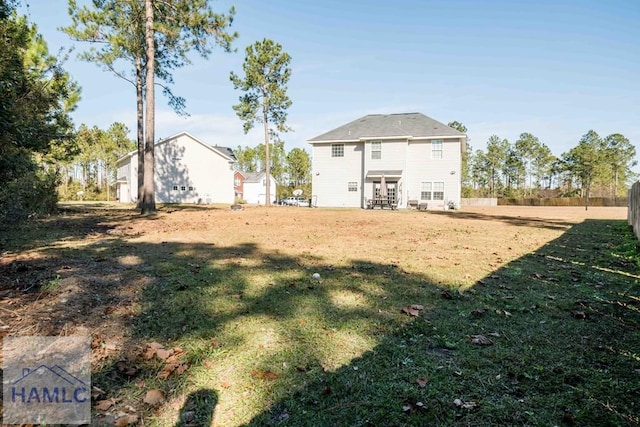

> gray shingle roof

[{"left": 308, "top": 113, "right": 465, "bottom": 142}]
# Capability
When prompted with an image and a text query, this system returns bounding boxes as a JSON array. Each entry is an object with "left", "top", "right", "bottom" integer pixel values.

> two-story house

[
  {"left": 234, "top": 170, "right": 277, "bottom": 205},
  {"left": 116, "top": 131, "right": 236, "bottom": 204},
  {"left": 308, "top": 113, "right": 466, "bottom": 209}
]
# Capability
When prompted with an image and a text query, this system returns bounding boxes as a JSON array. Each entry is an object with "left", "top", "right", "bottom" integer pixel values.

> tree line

[
  {"left": 1, "top": 0, "right": 296, "bottom": 220},
  {"left": 234, "top": 141, "right": 312, "bottom": 201},
  {"left": 449, "top": 122, "right": 637, "bottom": 202}
]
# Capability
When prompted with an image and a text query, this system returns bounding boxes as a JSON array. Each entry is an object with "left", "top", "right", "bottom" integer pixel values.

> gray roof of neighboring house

[
  {"left": 308, "top": 113, "right": 465, "bottom": 142},
  {"left": 237, "top": 171, "right": 279, "bottom": 184},
  {"left": 242, "top": 171, "right": 265, "bottom": 183},
  {"left": 214, "top": 145, "right": 237, "bottom": 161}
]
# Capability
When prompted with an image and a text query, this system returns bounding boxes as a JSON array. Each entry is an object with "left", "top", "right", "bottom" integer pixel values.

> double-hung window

[
  {"left": 348, "top": 181, "right": 358, "bottom": 192},
  {"left": 431, "top": 140, "right": 443, "bottom": 159},
  {"left": 331, "top": 144, "right": 344, "bottom": 157},
  {"left": 420, "top": 182, "right": 432, "bottom": 200},
  {"left": 420, "top": 181, "right": 445, "bottom": 200},
  {"left": 371, "top": 141, "right": 381, "bottom": 159},
  {"left": 433, "top": 182, "right": 444, "bottom": 200}
]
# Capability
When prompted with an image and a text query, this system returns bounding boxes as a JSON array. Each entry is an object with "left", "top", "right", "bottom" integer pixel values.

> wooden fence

[
  {"left": 629, "top": 182, "right": 640, "bottom": 240},
  {"left": 499, "top": 197, "right": 627, "bottom": 207}
]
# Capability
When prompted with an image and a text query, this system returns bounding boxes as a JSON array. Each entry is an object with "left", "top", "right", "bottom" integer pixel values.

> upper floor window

[
  {"left": 431, "top": 140, "right": 443, "bottom": 159},
  {"left": 331, "top": 144, "right": 344, "bottom": 157},
  {"left": 371, "top": 141, "right": 381, "bottom": 159},
  {"left": 348, "top": 181, "right": 358, "bottom": 192}
]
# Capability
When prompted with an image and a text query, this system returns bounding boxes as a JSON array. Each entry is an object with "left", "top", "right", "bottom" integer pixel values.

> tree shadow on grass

[
  {"left": 174, "top": 388, "right": 217, "bottom": 426},
  {"left": 242, "top": 219, "right": 640, "bottom": 426},
  {"left": 426, "top": 209, "right": 576, "bottom": 231},
  {"left": 0, "top": 211, "right": 638, "bottom": 426}
]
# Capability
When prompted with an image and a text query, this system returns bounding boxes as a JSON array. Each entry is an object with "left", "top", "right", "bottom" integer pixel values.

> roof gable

[
  {"left": 308, "top": 113, "right": 465, "bottom": 142},
  {"left": 157, "top": 131, "right": 236, "bottom": 162},
  {"left": 117, "top": 131, "right": 236, "bottom": 164}
]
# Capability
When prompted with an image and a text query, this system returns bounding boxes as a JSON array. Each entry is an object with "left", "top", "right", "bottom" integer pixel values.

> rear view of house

[
  {"left": 116, "top": 132, "right": 236, "bottom": 204},
  {"left": 308, "top": 113, "right": 467, "bottom": 209}
]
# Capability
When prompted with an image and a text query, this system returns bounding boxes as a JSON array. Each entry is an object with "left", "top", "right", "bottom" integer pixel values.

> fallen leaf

[
  {"left": 401, "top": 306, "right": 420, "bottom": 316},
  {"left": 410, "top": 304, "right": 424, "bottom": 310},
  {"left": 453, "top": 398, "right": 477, "bottom": 409},
  {"left": 114, "top": 414, "right": 138, "bottom": 426},
  {"left": 94, "top": 399, "right": 117, "bottom": 411},
  {"left": 251, "top": 370, "right": 279, "bottom": 380},
  {"left": 416, "top": 377, "right": 428, "bottom": 388},
  {"left": 116, "top": 360, "right": 138, "bottom": 377},
  {"left": 470, "top": 335, "right": 493, "bottom": 346},
  {"left": 157, "top": 364, "right": 176, "bottom": 379},
  {"left": 220, "top": 381, "right": 230, "bottom": 388},
  {"left": 175, "top": 362, "right": 189, "bottom": 375},
  {"left": 155, "top": 348, "right": 173, "bottom": 361},
  {"left": 91, "top": 386, "right": 106, "bottom": 400},
  {"left": 142, "top": 341, "right": 165, "bottom": 359},
  {"left": 143, "top": 389, "right": 165, "bottom": 406}
]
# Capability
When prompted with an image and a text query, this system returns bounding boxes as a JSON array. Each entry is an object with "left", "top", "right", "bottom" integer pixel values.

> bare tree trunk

[
  {"left": 136, "top": 54, "right": 145, "bottom": 209},
  {"left": 263, "top": 101, "right": 271, "bottom": 207},
  {"left": 614, "top": 167, "right": 619, "bottom": 204},
  {"left": 106, "top": 164, "right": 110, "bottom": 201},
  {"left": 141, "top": 0, "right": 156, "bottom": 215}
]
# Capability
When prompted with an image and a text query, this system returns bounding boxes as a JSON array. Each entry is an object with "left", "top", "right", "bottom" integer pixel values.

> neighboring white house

[
  {"left": 308, "top": 113, "right": 467, "bottom": 209},
  {"left": 234, "top": 170, "right": 277, "bottom": 205},
  {"left": 116, "top": 131, "right": 236, "bottom": 204}
]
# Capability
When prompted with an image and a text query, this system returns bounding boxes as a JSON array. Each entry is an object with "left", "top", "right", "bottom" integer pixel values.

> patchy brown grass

[{"left": 0, "top": 203, "right": 635, "bottom": 426}]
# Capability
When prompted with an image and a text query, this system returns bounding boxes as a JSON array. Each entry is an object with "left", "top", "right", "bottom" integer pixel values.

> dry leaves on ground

[
  {"left": 401, "top": 304, "right": 424, "bottom": 317},
  {"left": 469, "top": 335, "right": 493, "bottom": 346}
]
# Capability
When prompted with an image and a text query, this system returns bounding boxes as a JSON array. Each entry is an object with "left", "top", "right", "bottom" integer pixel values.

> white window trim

[
  {"left": 331, "top": 143, "right": 344, "bottom": 157},
  {"left": 431, "top": 140, "right": 443, "bottom": 160},
  {"left": 371, "top": 141, "right": 381, "bottom": 160}
]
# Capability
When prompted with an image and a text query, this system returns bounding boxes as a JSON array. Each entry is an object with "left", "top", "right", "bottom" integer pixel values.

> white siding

[
  {"left": 311, "top": 137, "right": 463, "bottom": 210},
  {"left": 405, "top": 138, "right": 462, "bottom": 209},
  {"left": 363, "top": 139, "right": 408, "bottom": 205},
  {"left": 155, "top": 134, "right": 234, "bottom": 204},
  {"left": 116, "top": 133, "right": 234, "bottom": 204},
  {"left": 116, "top": 153, "right": 137, "bottom": 203},
  {"left": 244, "top": 176, "right": 277, "bottom": 205},
  {"left": 312, "top": 142, "right": 363, "bottom": 207}
]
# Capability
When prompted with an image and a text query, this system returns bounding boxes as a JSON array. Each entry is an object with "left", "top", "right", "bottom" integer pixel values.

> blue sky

[{"left": 18, "top": 0, "right": 640, "bottom": 163}]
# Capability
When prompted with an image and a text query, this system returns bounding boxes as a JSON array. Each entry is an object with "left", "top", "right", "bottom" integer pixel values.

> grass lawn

[{"left": 0, "top": 204, "right": 638, "bottom": 426}]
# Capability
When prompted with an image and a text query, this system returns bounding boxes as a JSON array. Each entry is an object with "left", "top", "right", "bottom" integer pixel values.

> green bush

[{"left": 0, "top": 167, "right": 60, "bottom": 221}]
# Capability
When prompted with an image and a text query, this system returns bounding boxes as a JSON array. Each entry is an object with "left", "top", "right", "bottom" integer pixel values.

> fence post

[{"left": 629, "top": 182, "right": 640, "bottom": 240}]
